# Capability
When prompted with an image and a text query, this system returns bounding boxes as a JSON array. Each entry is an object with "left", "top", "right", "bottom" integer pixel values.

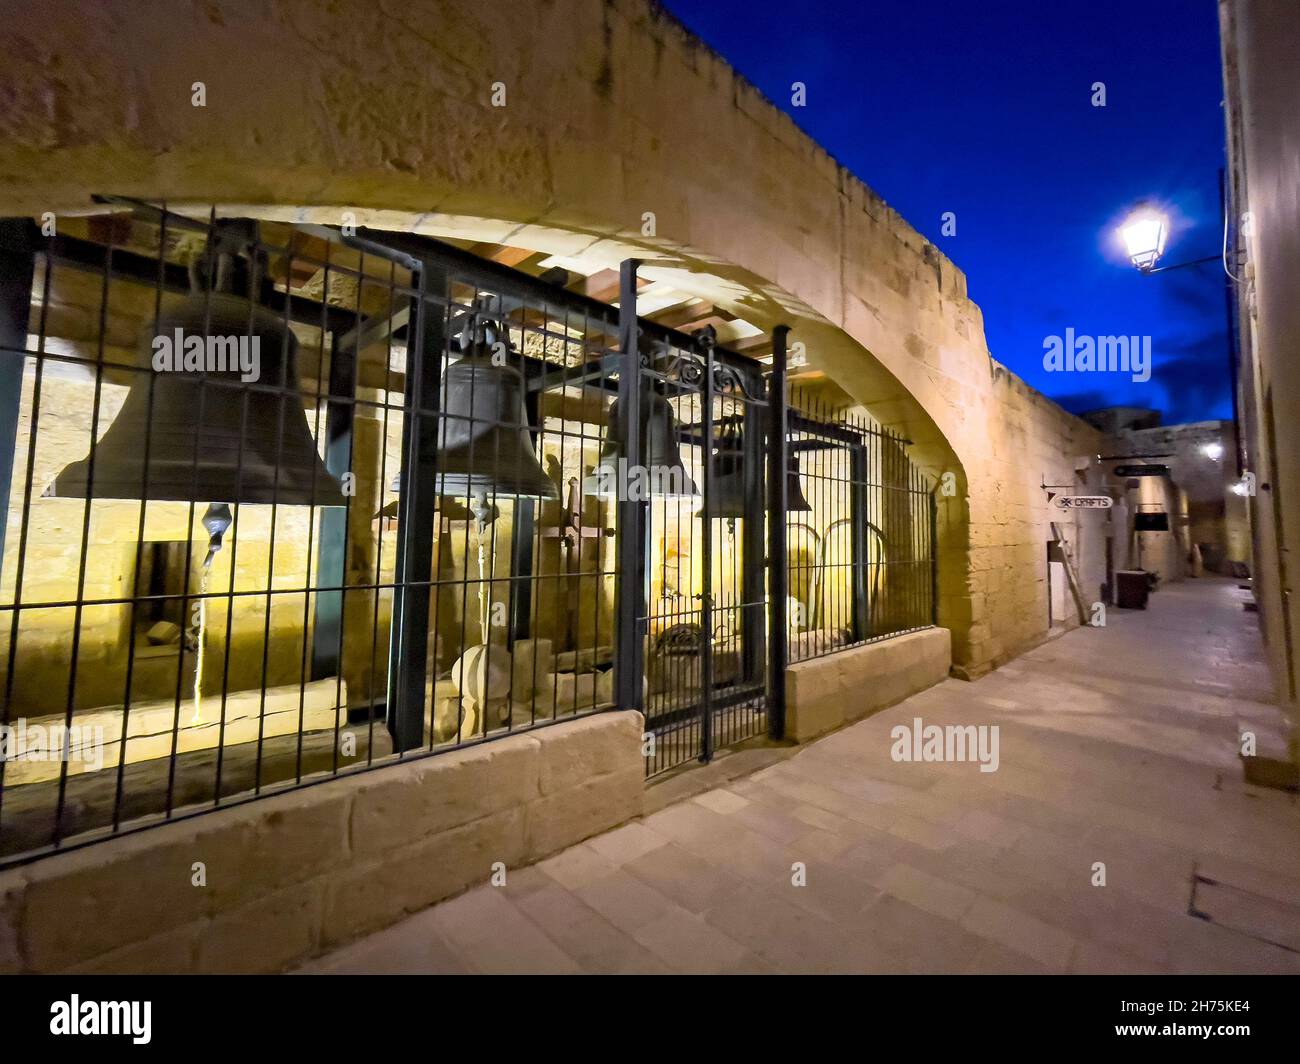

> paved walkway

[{"left": 302, "top": 577, "right": 1300, "bottom": 974}]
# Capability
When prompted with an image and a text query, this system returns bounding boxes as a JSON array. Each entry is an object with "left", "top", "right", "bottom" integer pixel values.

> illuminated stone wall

[{"left": 0, "top": 0, "right": 1111, "bottom": 678}]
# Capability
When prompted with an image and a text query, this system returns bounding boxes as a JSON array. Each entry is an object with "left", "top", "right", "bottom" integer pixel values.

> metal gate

[{"left": 610, "top": 263, "right": 781, "bottom": 776}]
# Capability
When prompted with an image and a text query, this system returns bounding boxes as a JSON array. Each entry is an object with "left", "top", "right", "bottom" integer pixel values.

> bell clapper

[
  {"left": 192, "top": 503, "right": 233, "bottom": 724},
  {"left": 469, "top": 492, "right": 495, "bottom": 645}
]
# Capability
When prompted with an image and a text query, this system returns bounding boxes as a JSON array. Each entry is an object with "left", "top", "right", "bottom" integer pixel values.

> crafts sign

[{"left": 1053, "top": 495, "right": 1113, "bottom": 510}]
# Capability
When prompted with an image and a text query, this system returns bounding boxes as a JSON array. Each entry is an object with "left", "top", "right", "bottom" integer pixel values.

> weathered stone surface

[
  {"left": 0, "top": 878, "right": 24, "bottom": 974},
  {"left": 349, "top": 737, "right": 539, "bottom": 856},
  {"left": 197, "top": 879, "right": 325, "bottom": 975},
  {"left": 321, "top": 806, "right": 526, "bottom": 949},
  {"left": 19, "top": 817, "right": 248, "bottom": 971},
  {"left": 220, "top": 787, "right": 352, "bottom": 904},
  {"left": 786, "top": 628, "right": 952, "bottom": 742},
  {"left": 535, "top": 711, "right": 644, "bottom": 795},
  {"left": 67, "top": 921, "right": 200, "bottom": 975},
  {"left": 525, "top": 766, "right": 644, "bottom": 862},
  {"left": 2, "top": 713, "right": 657, "bottom": 970}
]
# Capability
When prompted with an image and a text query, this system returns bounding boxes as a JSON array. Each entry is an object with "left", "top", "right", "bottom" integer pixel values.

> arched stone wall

[{"left": 0, "top": 0, "right": 1105, "bottom": 673}]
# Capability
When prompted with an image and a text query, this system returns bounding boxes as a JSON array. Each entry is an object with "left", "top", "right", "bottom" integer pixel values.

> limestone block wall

[
  {"left": 786, "top": 627, "right": 952, "bottom": 743},
  {"left": 0, "top": 710, "right": 645, "bottom": 974},
  {"left": 957, "top": 366, "right": 1109, "bottom": 672},
  {"left": 0, "top": 0, "right": 1110, "bottom": 677}
]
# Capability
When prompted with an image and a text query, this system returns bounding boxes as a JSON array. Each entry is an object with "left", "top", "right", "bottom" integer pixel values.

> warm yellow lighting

[{"left": 1120, "top": 206, "right": 1168, "bottom": 271}]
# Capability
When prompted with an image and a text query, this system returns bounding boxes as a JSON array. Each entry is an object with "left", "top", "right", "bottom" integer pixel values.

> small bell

[
  {"left": 583, "top": 393, "right": 699, "bottom": 498},
  {"left": 431, "top": 303, "right": 557, "bottom": 501}
]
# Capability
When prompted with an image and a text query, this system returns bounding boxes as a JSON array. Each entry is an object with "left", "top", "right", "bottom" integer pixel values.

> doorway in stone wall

[{"left": 1047, "top": 540, "right": 1069, "bottom": 630}]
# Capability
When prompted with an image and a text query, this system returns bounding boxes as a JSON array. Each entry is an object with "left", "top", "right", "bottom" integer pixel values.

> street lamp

[
  {"left": 1117, "top": 202, "right": 1219, "bottom": 275},
  {"left": 1120, "top": 205, "right": 1168, "bottom": 272},
  {"left": 1115, "top": 176, "right": 1244, "bottom": 479}
]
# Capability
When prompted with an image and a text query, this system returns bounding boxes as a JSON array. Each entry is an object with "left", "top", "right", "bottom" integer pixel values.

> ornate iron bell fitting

[
  {"left": 457, "top": 293, "right": 512, "bottom": 355},
  {"left": 188, "top": 218, "right": 266, "bottom": 302},
  {"left": 692, "top": 324, "right": 718, "bottom": 351}
]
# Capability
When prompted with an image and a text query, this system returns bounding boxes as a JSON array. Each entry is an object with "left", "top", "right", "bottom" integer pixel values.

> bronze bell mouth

[
  {"left": 583, "top": 393, "right": 699, "bottom": 499},
  {"left": 44, "top": 290, "right": 345, "bottom": 507}
]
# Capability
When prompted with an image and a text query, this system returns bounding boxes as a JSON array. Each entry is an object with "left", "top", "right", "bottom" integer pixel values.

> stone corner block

[
  {"left": 534, "top": 710, "right": 645, "bottom": 796},
  {"left": 524, "top": 764, "right": 644, "bottom": 863},
  {"left": 785, "top": 628, "right": 952, "bottom": 743}
]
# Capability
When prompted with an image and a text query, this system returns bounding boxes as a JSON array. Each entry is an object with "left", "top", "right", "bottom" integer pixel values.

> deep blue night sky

[{"left": 661, "top": 0, "right": 1232, "bottom": 424}]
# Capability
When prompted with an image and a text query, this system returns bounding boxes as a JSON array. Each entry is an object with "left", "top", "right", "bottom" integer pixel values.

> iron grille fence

[
  {"left": 0, "top": 202, "right": 937, "bottom": 863},
  {"left": 632, "top": 308, "right": 772, "bottom": 777},
  {"left": 783, "top": 388, "right": 937, "bottom": 664},
  {"left": 0, "top": 203, "right": 630, "bottom": 865}
]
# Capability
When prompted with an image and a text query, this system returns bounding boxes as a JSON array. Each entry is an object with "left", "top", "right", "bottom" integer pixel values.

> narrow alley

[{"left": 304, "top": 577, "right": 1300, "bottom": 974}]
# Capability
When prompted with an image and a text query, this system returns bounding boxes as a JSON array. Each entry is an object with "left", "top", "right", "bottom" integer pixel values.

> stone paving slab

[{"left": 301, "top": 578, "right": 1300, "bottom": 974}]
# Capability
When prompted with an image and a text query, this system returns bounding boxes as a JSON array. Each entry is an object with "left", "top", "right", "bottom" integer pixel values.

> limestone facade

[{"left": 0, "top": 0, "right": 1120, "bottom": 678}]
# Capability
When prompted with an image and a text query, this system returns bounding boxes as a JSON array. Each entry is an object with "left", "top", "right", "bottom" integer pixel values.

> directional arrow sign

[{"left": 1053, "top": 495, "right": 1113, "bottom": 509}]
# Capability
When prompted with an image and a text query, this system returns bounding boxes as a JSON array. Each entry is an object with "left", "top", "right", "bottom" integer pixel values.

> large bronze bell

[
  {"left": 582, "top": 393, "right": 699, "bottom": 498},
  {"left": 45, "top": 291, "right": 345, "bottom": 505},
  {"left": 702, "top": 425, "right": 812, "bottom": 518},
  {"left": 432, "top": 338, "right": 557, "bottom": 501}
]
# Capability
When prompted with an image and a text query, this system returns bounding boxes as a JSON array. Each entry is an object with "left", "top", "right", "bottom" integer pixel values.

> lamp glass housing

[{"left": 1120, "top": 210, "right": 1168, "bottom": 271}]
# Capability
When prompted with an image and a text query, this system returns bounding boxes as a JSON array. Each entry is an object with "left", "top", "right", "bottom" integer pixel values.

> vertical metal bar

[
  {"left": 507, "top": 383, "right": 539, "bottom": 646},
  {"left": 699, "top": 335, "right": 715, "bottom": 763},
  {"left": 741, "top": 366, "right": 765, "bottom": 687},
  {"left": 0, "top": 219, "right": 36, "bottom": 835},
  {"left": 0, "top": 220, "right": 35, "bottom": 579},
  {"left": 366, "top": 257, "right": 400, "bottom": 761},
  {"left": 310, "top": 327, "right": 358, "bottom": 679},
  {"left": 930, "top": 483, "right": 939, "bottom": 625},
  {"left": 388, "top": 261, "right": 447, "bottom": 752},
  {"left": 56, "top": 230, "right": 116, "bottom": 842},
  {"left": 766, "top": 325, "right": 789, "bottom": 740},
  {"left": 850, "top": 442, "right": 871, "bottom": 641},
  {"left": 613, "top": 260, "right": 646, "bottom": 713}
]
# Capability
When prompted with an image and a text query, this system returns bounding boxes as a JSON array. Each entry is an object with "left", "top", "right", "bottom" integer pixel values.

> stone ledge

[
  {"left": 785, "top": 628, "right": 952, "bottom": 743},
  {"left": 0, "top": 710, "right": 646, "bottom": 974}
]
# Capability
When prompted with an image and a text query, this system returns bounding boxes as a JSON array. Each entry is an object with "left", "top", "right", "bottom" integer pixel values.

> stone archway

[{"left": 0, "top": 0, "right": 981, "bottom": 667}]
